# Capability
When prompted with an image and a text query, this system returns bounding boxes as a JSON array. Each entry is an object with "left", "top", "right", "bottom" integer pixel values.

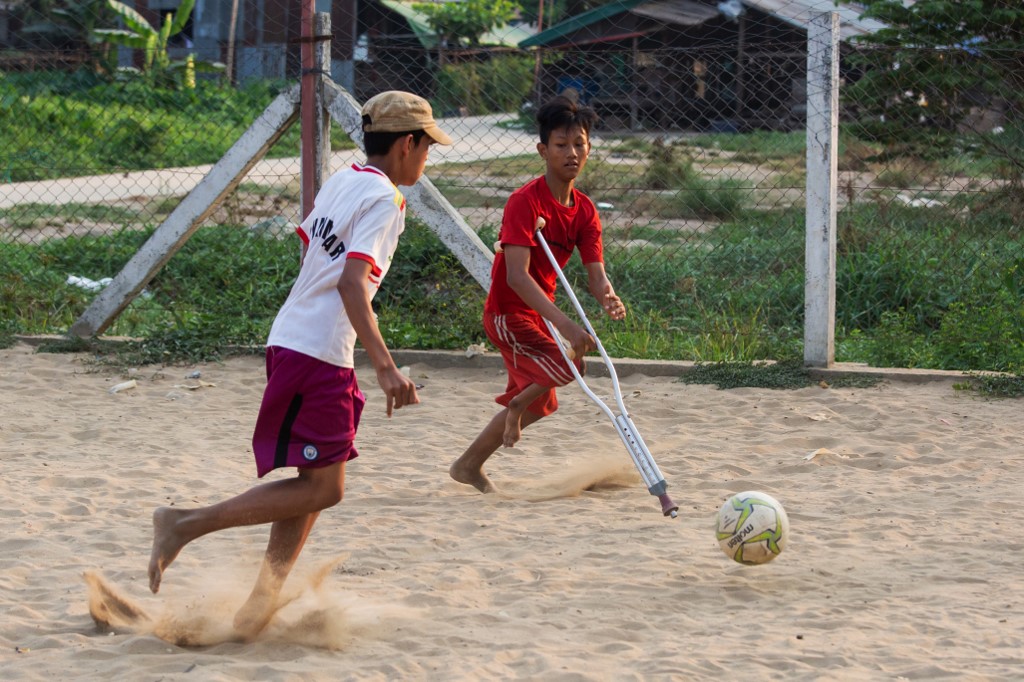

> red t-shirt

[{"left": 485, "top": 176, "right": 603, "bottom": 316}]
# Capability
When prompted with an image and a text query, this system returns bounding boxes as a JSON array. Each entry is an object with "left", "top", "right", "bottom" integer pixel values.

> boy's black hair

[
  {"left": 536, "top": 95, "right": 599, "bottom": 145},
  {"left": 363, "top": 122, "right": 429, "bottom": 157}
]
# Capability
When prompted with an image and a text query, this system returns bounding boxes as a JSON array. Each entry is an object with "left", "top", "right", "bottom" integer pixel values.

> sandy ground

[{"left": 1, "top": 341, "right": 1021, "bottom": 681}]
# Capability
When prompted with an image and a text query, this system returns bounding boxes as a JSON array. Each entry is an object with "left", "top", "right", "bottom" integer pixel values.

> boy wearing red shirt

[{"left": 450, "top": 95, "right": 627, "bottom": 494}]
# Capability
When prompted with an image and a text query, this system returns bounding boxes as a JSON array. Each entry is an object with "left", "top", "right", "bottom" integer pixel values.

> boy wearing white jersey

[{"left": 146, "top": 91, "right": 451, "bottom": 638}]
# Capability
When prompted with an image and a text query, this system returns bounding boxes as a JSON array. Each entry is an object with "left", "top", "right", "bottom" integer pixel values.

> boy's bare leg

[
  {"left": 148, "top": 463, "right": 346, "bottom": 594},
  {"left": 232, "top": 511, "right": 320, "bottom": 639},
  {"left": 503, "top": 383, "right": 549, "bottom": 447},
  {"left": 449, "top": 411, "right": 506, "bottom": 493},
  {"left": 450, "top": 405, "right": 544, "bottom": 493}
]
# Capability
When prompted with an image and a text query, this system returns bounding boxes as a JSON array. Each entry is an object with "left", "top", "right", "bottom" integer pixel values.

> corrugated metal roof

[
  {"left": 519, "top": 0, "right": 894, "bottom": 48},
  {"left": 749, "top": 0, "right": 889, "bottom": 40},
  {"left": 520, "top": 0, "right": 646, "bottom": 48},
  {"left": 631, "top": 0, "right": 721, "bottom": 26}
]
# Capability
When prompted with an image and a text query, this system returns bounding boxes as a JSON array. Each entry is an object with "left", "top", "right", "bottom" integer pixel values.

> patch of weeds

[
  {"left": 4, "top": 202, "right": 143, "bottom": 230},
  {"left": 151, "top": 195, "right": 186, "bottom": 215},
  {"left": 476, "top": 155, "right": 538, "bottom": 178},
  {"left": 575, "top": 158, "right": 641, "bottom": 197},
  {"left": 116, "top": 321, "right": 262, "bottom": 366},
  {"left": 838, "top": 134, "right": 881, "bottom": 172},
  {"left": 597, "top": 310, "right": 688, "bottom": 359},
  {"left": 34, "top": 335, "right": 134, "bottom": 367},
  {"left": 431, "top": 154, "right": 535, "bottom": 177},
  {"left": 494, "top": 117, "right": 532, "bottom": 131},
  {"left": 605, "top": 225, "right": 684, "bottom": 247},
  {"left": 955, "top": 373, "right": 1024, "bottom": 399},
  {"left": 822, "top": 373, "right": 885, "bottom": 389},
  {"left": 237, "top": 182, "right": 280, "bottom": 196},
  {"left": 874, "top": 158, "right": 936, "bottom": 189},
  {"left": 434, "top": 178, "right": 500, "bottom": 208},
  {"left": 769, "top": 169, "right": 806, "bottom": 189},
  {"left": 679, "top": 359, "right": 881, "bottom": 390},
  {"left": 643, "top": 139, "right": 695, "bottom": 190},
  {"left": 690, "top": 130, "right": 806, "bottom": 160},
  {"left": 35, "top": 335, "right": 99, "bottom": 354},
  {"left": 0, "top": 318, "right": 17, "bottom": 349},
  {"left": 665, "top": 178, "right": 747, "bottom": 220}
]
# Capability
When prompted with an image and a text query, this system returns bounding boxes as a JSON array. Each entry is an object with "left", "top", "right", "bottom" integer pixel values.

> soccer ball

[{"left": 715, "top": 491, "right": 789, "bottom": 565}]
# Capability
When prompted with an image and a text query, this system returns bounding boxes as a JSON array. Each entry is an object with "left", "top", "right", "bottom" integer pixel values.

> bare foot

[
  {"left": 503, "top": 408, "right": 526, "bottom": 448},
  {"left": 148, "top": 507, "right": 188, "bottom": 594},
  {"left": 232, "top": 589, "right": 278, "bottom": 641},
  {"left": 449, "top": 461, "right": 496, "bottom": 494}
]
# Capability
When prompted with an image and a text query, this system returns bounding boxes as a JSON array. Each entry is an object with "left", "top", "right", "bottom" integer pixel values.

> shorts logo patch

[{"left": 302, "top": 444, "right": 319, "bottom": 461}]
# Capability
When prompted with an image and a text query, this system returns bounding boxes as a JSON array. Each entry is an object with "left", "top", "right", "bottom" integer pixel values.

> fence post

[
  {"left": 300, "top": 3, "right": 331, "bottom": 219},
  {"left": 804, "top": 12, "right": 839, "bottom": 368},
  {"left": 314, "top": 12, "right": 332, "bottom": 191}
]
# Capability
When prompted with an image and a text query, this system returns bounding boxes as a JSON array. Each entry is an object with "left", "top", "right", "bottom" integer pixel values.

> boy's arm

[
  {"left": 337, "top": 259, "right": 419, "bottom": 417},
  {"left": 585, "top": 262, "right": 626, "bottom": 321},
  {"left": 503, "top": 245, "right": 596, "bottom": 358}
]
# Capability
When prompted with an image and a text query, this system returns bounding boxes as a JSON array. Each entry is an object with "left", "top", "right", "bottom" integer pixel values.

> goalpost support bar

[
  {"left": 69, "top": 86, "right": 302, "bottom": 338},
  {"left": 69, "top": 10, "right": 495, "bottom": 339}
]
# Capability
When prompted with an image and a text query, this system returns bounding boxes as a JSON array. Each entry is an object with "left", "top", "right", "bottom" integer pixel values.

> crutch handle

[{"left": 495, "top": 215, "right": 546, "bottom": 252}]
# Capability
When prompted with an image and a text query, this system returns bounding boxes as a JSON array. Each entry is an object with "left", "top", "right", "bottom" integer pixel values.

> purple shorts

[{"left": 252, "top": 346, "right": 365, "bottom": 478}]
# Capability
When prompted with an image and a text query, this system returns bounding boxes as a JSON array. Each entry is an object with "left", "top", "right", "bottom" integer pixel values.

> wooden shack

[{"left": 520, "top": 0, "right": 888, "bottom": 132}]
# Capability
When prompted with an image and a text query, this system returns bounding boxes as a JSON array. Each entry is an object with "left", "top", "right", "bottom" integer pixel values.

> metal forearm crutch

[{"left": 532, "top": 216, "right": 679, "bottom": 518}]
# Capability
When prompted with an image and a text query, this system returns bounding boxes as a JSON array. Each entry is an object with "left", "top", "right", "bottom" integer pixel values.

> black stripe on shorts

[{"left": 274, "top": 393, "right": 304, "bottom": 470}]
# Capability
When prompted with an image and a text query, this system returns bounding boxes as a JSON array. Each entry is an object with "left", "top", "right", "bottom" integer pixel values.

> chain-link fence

[{"left": 2, "top": 0, "right": 1021, "bottom": 371}]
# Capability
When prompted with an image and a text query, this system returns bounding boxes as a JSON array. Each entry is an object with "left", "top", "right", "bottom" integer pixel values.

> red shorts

[
  {"left": 251, "top": 346, "right": 364, "bottom": 478},
  {"left": 485, "top": 311, "right": 582, "bottom": 417}
]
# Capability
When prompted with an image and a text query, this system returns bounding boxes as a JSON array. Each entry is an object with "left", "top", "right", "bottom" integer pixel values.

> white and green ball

[{"left": 715, "top": 491, "right": 789, "bottom": 565}]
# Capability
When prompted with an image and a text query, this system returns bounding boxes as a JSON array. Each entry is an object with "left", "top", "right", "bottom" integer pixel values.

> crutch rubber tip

[{"left": 659, "top": 494, "right": 679, "bottom": 518}]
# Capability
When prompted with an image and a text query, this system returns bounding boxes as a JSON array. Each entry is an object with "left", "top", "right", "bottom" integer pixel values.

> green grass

[
  {"left": 689, "top": 130, "right": 806, "bottom": 162},
  {"left": 0, "top": 71, "right": 355, "bottom": 182},
  {"left": 433, "top": 154, "right": 538, "bottom": 177},
  {"left": 2, "top": 202, "right": 146, "bottom": 230},
  {"left": 604, "top": 225, "right": 687, "bottom": 246},
  {"left": 3, "top": 199, "right": 1022, "bottom": 376},
  {"left": 430, "top": 178, "right": 504, "bottom": 209}
]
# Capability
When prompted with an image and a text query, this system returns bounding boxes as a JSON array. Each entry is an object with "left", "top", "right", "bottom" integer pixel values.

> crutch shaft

[{"left": 534, "top": 219, "right": 678, "bottom": 518}]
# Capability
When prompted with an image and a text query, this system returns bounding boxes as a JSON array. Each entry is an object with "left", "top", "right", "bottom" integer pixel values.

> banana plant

[{"left": 93, "top": 0, "right": 223, "bottom": 88}]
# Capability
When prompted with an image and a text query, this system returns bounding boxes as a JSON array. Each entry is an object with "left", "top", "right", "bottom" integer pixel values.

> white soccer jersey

[{"left": 267, "top": 163, "right": 406, "bottom": 367}]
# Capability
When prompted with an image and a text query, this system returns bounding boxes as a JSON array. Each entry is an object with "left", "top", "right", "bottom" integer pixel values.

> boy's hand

[
  {"left": 603, "top": 292, "right": 627, "bottom": 321},
  {"left": 562, "top": 323, "right": 596, "bottom": 360},
  {"left": 376, "top": 366, "right": 420, "bottom": 417}
]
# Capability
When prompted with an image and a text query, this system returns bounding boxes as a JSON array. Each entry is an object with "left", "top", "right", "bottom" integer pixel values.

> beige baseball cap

[{"left": 361, "top": 91, "right": 453, "bottom": 145}]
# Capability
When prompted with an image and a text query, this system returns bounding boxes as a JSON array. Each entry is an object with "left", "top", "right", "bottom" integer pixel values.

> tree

[
  {"left": 12, "top": 0, "right": 116, "bottom": 72},
  {"left": 93, "top": 0, "right": 223, "bottom": 89},
  {"left": 845, "top": 0, "right": 1024, "bottom": 176},
  {"left": 413, "top": 0, "right": 520, "bottom": 49}
]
